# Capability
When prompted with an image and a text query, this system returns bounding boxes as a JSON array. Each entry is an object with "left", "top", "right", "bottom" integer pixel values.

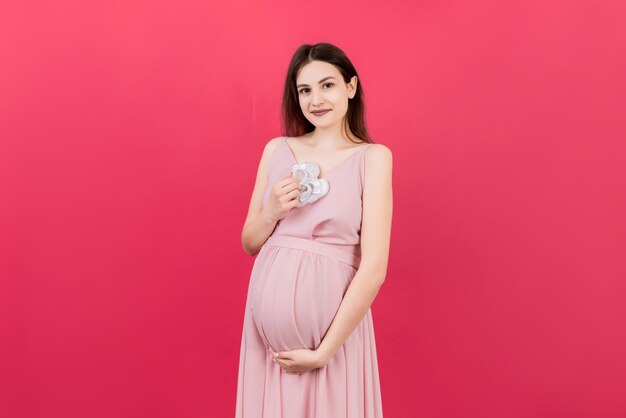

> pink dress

[{"left": 235, "top": 137, "right": 383, "bottom": 418}]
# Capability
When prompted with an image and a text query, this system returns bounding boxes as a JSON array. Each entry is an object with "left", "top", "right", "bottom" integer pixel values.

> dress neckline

[{"left": 283, "top": 137, "right": 371, "bottom": 178}]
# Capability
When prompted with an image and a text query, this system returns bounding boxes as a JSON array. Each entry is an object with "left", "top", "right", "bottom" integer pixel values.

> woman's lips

[{"left": 312, "top": 110, "right": 330, "bottom": 116}]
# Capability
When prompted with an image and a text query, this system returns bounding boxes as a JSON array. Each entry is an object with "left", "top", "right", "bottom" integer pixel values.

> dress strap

[{"left": 359, "top": 143, "right": 375, "bottom": 189}]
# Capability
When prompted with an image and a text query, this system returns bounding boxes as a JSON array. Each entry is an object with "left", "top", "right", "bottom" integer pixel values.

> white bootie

[{"left": 291, "top": 162, "right": 330, "bottom": 207}]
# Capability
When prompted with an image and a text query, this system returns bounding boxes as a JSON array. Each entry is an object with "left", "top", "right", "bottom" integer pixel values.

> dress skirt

[{"left": 235, "top": 235, "right": 383, "bottom": 418}]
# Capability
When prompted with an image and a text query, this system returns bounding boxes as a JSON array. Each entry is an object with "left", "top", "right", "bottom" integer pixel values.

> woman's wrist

[
  {"left": 315, "top": 344, "right": 335, "bottom": 367},
  {"left": 260, "top": 208, "right": 278, "bottom": 224}
]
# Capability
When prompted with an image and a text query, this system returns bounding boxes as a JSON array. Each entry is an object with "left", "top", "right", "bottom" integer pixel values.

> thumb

[{"left": 277, "top": 350, "right": 291, "bottom": 359}]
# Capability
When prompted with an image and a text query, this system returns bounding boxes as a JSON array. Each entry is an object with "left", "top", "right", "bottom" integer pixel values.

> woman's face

[{"left": 296, "top": 60, "right": 357, "bottom": 129}]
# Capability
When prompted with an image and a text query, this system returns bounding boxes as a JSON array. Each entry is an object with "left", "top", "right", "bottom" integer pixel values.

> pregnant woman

[{"left": 236, "top": 42, "right": 393, "bottom": 418}]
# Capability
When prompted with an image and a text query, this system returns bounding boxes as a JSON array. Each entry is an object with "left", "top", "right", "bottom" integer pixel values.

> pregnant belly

[{"left": 249, "top": 247, "right": 355, "bottom": 352}]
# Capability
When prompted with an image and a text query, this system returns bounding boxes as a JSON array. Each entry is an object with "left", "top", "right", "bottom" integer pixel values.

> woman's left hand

[{"left": 270, "top": 348, "right": 328, "bottom": 375}]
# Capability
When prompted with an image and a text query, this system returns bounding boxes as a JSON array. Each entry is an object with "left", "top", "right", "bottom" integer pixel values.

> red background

[{"left": 2, "top": 1, "right": 625, "bottom": 417}]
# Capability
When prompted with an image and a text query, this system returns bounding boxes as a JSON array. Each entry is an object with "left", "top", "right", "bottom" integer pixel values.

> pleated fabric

[{"left": 235, "top": 138, "right": 383, "bottom": 418}]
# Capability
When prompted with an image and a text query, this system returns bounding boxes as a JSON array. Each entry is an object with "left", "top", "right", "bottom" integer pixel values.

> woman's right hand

[{"left": 262, "top": 172, "right": 302, "bottom": 223}]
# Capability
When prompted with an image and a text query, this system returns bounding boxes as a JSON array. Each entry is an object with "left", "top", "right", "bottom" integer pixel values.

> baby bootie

[{"left": 291, "top": 162, "right": 330, "bottom": 207}]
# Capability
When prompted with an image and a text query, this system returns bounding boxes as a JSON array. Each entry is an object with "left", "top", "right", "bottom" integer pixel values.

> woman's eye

[{"left": 298, "top": 83, "right": 334, "bottom": 94}]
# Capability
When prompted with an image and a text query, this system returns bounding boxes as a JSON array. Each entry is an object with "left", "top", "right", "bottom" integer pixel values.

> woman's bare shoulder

[
  {"left": 363, "top": 143, "right": 393, "bottom": 182},
  {"left": 364, "top": 142, "right": 393, "bottom": 161},
  {"left": 262, "top": 136, "right": 286, "bottom": 159}
]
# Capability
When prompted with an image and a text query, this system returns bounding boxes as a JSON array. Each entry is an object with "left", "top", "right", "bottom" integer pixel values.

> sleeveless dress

[{"left": 235, "top": 137, "right": 384, "bottom": 418}]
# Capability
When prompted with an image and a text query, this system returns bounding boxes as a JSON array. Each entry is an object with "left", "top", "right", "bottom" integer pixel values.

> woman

[{"left": 236, "top": 42, "right": 393, "bottom": 418}]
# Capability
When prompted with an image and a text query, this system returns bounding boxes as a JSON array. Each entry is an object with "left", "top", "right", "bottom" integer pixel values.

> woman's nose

[{"left": 311, "top": 89, "right": 324, "bottom": 104}]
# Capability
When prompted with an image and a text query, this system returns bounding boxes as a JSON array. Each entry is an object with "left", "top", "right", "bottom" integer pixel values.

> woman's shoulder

[
  {"left": 263, "top": 135, "right": 286, "bottom": 152},
  {"left": 259, "top": 136, "right": 287, "bottom": 163},
  {"left": 363, "top": 142, "right": 393, "bottom": 172},
  {"left": 364, "top": 142, "right": 392, "bottom": 158}
]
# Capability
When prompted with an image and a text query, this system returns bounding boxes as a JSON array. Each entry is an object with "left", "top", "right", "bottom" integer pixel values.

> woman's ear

[{"left": 348, "top": 76, "right": 358, "bottom": 98}]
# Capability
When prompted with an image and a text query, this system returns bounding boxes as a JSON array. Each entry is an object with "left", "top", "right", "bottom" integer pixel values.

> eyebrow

[{"left": 296, "top": 76, "right": 337, "bottom": 88}]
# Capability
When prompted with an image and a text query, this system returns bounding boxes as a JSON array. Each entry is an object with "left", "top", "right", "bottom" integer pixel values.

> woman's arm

[
  {"left": 241, "top": 137, "right": 284, "bottom": 256},
  {"left": 315, "top": 143, "right": 393, "bottom": 364}
]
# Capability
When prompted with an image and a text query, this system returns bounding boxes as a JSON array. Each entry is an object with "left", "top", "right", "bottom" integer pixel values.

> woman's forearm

[
  {"left": 241, "top": 209, "right": 278, "bottom": 256},
  {"left": 315, "top": 267, "right": 386, "bottom": 364}
]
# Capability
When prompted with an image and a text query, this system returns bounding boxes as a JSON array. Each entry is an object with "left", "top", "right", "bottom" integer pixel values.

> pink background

[{"left": 2, "top": 1, "right": 625, "bottom": 417}]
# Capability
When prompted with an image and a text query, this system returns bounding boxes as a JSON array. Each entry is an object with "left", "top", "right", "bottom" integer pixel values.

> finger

[
  {"left": 281, "top": 182, "right": 301, "bottom": 194},
  {"left": 273, "top": 355, "right": 291, "bottom": 367},
  {"left": 280, "top": 189, "right": 300, "bottom": 203},
  {"left": 283, "top": 189, "right": 300, "bottom": 201},
  {"left": 274, "top": 357, "right": 290, "bottom": 366},
  {"left": 274, "top": 359, "right": 288, "bottom": 368},
  {"left": 274, "top": 175, "right": 295, "bottom": 188}
]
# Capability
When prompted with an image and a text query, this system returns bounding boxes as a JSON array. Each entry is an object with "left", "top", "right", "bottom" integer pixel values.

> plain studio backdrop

[{"left": 1, "top": 1, "right": 625, "bottom": 417}]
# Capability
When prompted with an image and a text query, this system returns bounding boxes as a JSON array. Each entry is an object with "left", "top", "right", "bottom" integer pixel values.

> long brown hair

[{"left": 281, "top": 43, "right": 374, "bottom": 144}]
